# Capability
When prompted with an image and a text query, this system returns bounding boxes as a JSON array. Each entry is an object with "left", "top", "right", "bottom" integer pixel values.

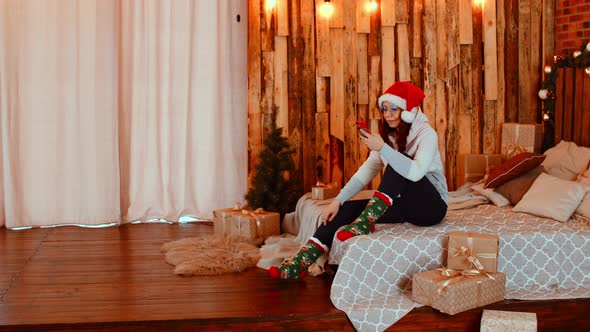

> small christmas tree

[{"left": 245, "top": 106, "right": 302, "bottom": 218}]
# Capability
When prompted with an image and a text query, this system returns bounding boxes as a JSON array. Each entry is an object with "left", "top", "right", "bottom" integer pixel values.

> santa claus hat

[{"left": 377, "top": 81, "right": 425, "bottom": 123}]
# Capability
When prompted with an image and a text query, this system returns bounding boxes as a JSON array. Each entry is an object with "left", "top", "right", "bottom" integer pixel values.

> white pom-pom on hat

[{"left": 377, "top": 81, "right": 426, "bottom": 123}]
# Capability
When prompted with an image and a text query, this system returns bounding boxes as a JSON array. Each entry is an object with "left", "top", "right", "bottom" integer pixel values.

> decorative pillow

[
  {"left": 575, "top": 167, "right": 590, "bottom": 219},
  {"left": 542, "top": 140, "right": 590, "bottom": 181},
  {"left": 471, "top": 183, "right": 510, "bottom": 207},
  {"left": 577, "top": 194, "right": 590, "bottom": 219},
  {"left": 483, "top": 152, "right": 546, "bottom": 189},
  {"left": 513, "top": 173, "right": 587, "bottom": 222},
  {"left": 494, "top": 166, "right": 545, "bottom": 205}
]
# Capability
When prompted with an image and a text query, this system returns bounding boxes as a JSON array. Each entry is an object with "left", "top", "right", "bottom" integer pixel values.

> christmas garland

[{"left": 538, "top": 41, "right": 590, "bottom": 150}]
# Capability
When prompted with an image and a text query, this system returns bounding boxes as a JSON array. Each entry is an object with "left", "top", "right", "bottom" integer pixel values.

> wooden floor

[{"left": 1, "top": 223, "right": 589, "bottom": 332}]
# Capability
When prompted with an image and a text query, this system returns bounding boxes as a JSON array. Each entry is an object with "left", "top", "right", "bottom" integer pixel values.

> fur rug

[{"left": 161, "top": 235, "right": 261, "bottom": 276}]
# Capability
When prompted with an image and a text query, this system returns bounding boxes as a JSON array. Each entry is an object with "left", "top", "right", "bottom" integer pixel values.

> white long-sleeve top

[{"left": 335, "top": 111, "right": 448, "bottom": 205}]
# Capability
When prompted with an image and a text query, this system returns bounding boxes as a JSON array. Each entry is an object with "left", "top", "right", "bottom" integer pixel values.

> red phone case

[
  {"left": 356, "top": 121, "right": 369, "bottom": 137},
  {"left": 356, "top": 120, "right": 368, "bottom": 131}
]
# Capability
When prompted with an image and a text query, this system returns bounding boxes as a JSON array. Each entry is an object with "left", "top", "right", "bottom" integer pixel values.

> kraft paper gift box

[
  {"left": 480, "top": 309, "right": 537, "bottom": 332},
  {"left": 213, "top": 208, "right": 280, "bottom": 245},
  {"left": 457, "top": 154, "right": 503, "bottom": 187},
  {"left": 501, "top": 123, "right": 543, "bottom": 160},
  {"left": 311, "top": 182, "right": 340, "bottom": 200},
  {"left": 447, "top": 232, "right": 499, "bottom": 273},
  {"left": 412, "top": 269, "right": 506, "bottom": 315}
]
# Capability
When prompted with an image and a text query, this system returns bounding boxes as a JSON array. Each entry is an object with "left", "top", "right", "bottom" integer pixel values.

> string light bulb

[
  {"left": 543, "top": 65, "right": 552, "bottom": 75},
  {"left": 321, "top": 0, "right": 334, "bottom": 18},
  {"left": 543, "top": 113, "right": 551, "bottom": 122},
  {"left": 586, "top": 67, "right": 590, "bottom": 77},
  {"left": 538, "top": 89, "right": 548, "bottom": 100}
]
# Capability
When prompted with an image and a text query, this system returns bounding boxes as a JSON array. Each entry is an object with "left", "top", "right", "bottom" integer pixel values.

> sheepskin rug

[{"left": 161, "top": 235, "right": 261, "bottom": 276}]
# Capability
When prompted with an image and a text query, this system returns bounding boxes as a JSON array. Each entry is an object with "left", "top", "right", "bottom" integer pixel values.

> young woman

[{"left": 269, "top": 81, "right": 448, "bottom": 279}]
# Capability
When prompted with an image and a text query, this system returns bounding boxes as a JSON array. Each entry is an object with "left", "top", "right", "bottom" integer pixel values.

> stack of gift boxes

[
  {"left": 412, "top": 232, "right": 505, "bottom": 315},
  {"left": 411, "top": 231, "right": 537, "bottom": 330},
  {"left": 457, "top": 123, "right": 543, "bottom": 187}
]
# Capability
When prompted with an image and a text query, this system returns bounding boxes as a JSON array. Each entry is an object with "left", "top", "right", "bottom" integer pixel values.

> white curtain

[
  {"left": 0, "top": 0, "right": 248, "bottom": 228},
  {"left": 0, "top": 0, "right": 120, "bottom": 228},
  {"left": 119, "top": 0, "right": 248, "bottom": 223}
]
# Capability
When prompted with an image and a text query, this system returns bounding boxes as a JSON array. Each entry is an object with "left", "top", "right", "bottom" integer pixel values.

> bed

[
  {"left": 329, "top": 203, "right": 590, "bottom": 331},
  {"left": 325, "top": 60, "right": 590, "bottom": 331}
]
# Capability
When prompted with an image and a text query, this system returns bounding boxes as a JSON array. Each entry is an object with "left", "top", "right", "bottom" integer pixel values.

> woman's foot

[
  {"left": 336, "top": 191, "right": 392, "bottom": 241},
  {"left": 268, "top": 237, "right": 328, "bottom": 279}
]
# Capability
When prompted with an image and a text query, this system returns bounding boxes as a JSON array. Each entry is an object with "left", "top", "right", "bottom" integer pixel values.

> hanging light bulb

[
  {"left": 543, "top": 113, "right": 551, "bottom": 122},
  {"left": 321, "top": 0, "right": 334, "bottom": 18},
  {"left": 366, "top": 0, "right": 378, "bottom": 12},
  {"left": 265, "top": 0, "right": 276, "bottom": 12},
  {"left": 543, "top": 65, "right": 552, "bottom": 75}
]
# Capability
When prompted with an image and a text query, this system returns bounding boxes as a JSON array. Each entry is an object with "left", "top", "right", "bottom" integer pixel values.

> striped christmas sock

[
  {"left": 268, "top": 237, "right": 328, "bottom": 279},
  {"left": 336, "top": 191, "right": 393, "bottom": 241}
]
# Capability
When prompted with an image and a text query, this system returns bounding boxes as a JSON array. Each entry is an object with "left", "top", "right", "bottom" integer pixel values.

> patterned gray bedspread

[{"left": 328, "top": 204, "right": 590, "bottom": 332}]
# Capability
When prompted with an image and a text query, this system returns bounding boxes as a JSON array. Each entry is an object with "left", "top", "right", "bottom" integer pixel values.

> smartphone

[{"left": 356, "top": 120, "right": 369, "bottom": 137}]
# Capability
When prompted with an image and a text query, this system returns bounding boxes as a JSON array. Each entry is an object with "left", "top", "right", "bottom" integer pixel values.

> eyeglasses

[{"left": 379, "top": 105, "right": 400, "bottom": 114}]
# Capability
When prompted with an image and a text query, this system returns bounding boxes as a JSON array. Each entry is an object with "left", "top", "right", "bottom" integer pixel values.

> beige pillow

[
  {"left": 513, "top": 173, "right": 587, "bottom": 222},
  {"left": 575, "top": 167, "right": 590, "bottom": 219},
  {"left": 542, "top": 140, "right": 590, "bottom": 181},
  {"left": 577, "top": 194, "right": 590, "bottom": 219},
  {"left": 471, "top": 183, "right": 510, "bottom": 207}
]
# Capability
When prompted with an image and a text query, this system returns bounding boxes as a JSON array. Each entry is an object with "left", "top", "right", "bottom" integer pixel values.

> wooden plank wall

[
  {"left": 248, "top": 0, "right": 555, "bottom": 191},
  {"left": 554, "top": 67, "right": 590, "bottom": 147}
]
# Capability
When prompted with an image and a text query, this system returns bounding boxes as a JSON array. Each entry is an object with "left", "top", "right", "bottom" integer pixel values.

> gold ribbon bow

[
  {"left": 240, "top": 208, "right": 265, "bottom": 239},
  {"left": 502, "top": 143, "right": 528, "bottom": 159},
  {"left": 502, "top": 125, "right": 530, "bottom": 158},
  {"left": 434, "top": 267, "right": 496, "bottom": 294},
  {"left": 449, "top": 236, "right": 497, "bottom": 273}
]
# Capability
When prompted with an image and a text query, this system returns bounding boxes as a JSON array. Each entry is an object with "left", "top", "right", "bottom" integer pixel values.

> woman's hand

[
  {"left": 321, "top": 200, "right": 341, "bottom": 225},
  {"left": 360, "top": 132, "right": 385, "bottom": 151}
]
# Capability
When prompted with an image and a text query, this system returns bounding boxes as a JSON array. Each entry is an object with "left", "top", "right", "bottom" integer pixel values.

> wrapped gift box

[
  {"left": 501, "top": 123, "right": 543, "bottom": 160},
  {"left": 311, "top": 182, "right": 340, "bottom": 200},
  {"left": 412, "top": 269, "right": 506, "bottom": 315},
  {"left": 457, "top": 154, "right": 503, "bottom": 187},
  {"left": 480, "top": 309, "right": 537, "bottom": 332},
  {"left": 213, "top": 208, "right": 280, "bottom": 245},
  {"left": 447, "top": 232, "right": 499, "bottom": 273}
]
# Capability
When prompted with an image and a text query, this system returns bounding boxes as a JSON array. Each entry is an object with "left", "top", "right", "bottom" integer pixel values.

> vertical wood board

[
  {"left": 381, "top": 26, "right": 395, "bottom": 91},
  {"left": 274, "top": 36, "right": 289, "bottom": 134},
  {"left": 315, "top": 0, "right": 331, "bottom": 77},
  {"left": 483, "top": 0, "right": 498, "bottom": 100},
  {"left": 396, "top": 24, "right": 411, "bottom": 82},
  {"left": 357, "top": 34, "right": 369, "bottom": 105},
  {"left": 330, "top": 28, "right": 345, "bottom": 141},
  {"left": 381, "top": 0, "right": 396, "bottom": 26},
  {"left": 459, "top": 0, "right": 473, "bottom": 44}
]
